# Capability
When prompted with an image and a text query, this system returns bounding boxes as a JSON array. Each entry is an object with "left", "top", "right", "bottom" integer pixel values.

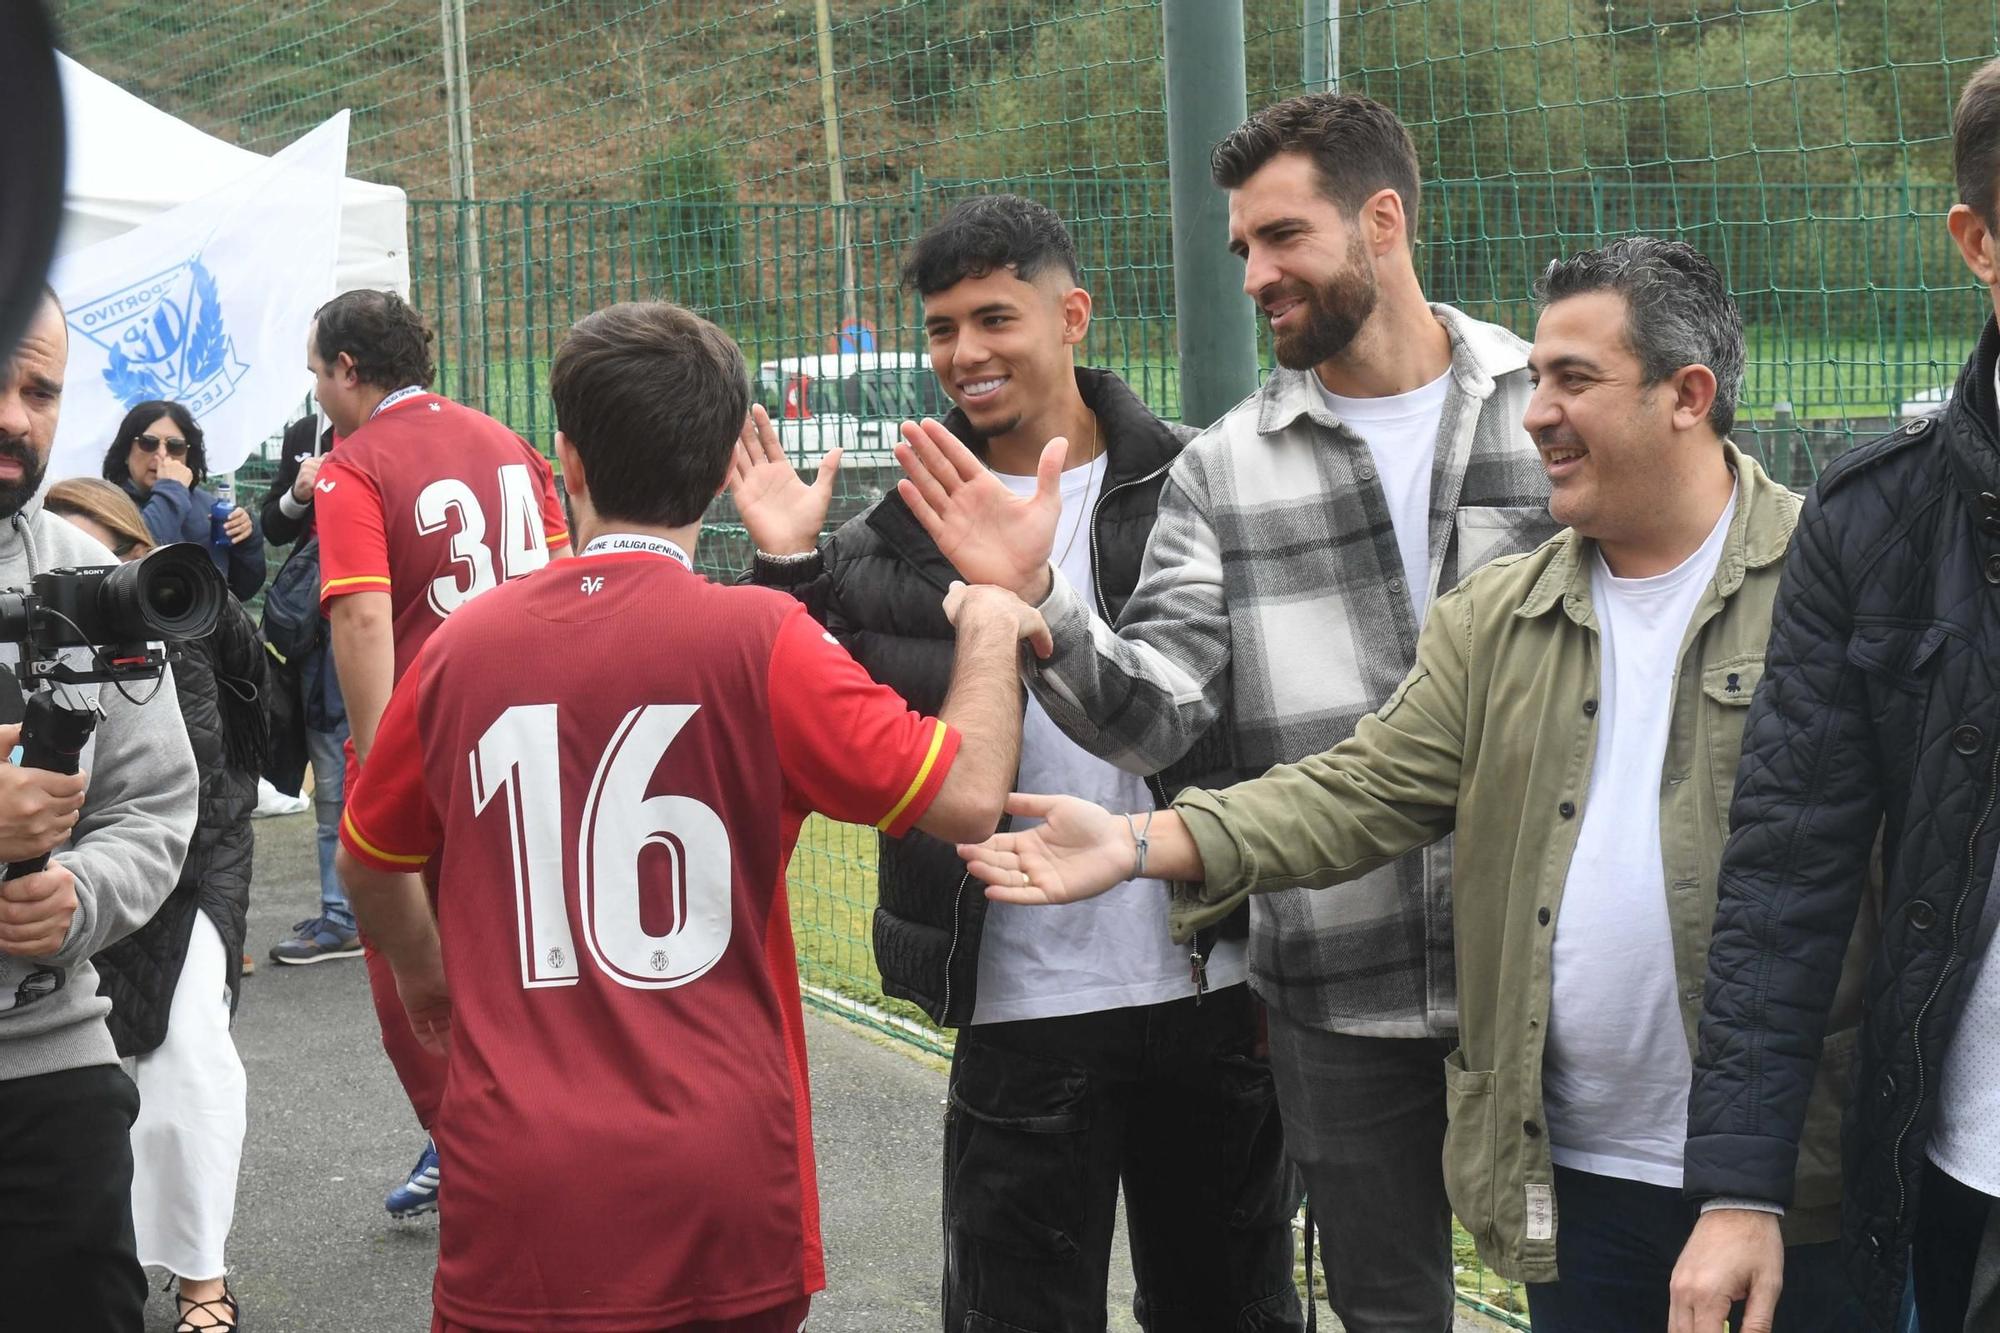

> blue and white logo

[{"left": 67, "top": 255, "right": 250, "bottom": 414}]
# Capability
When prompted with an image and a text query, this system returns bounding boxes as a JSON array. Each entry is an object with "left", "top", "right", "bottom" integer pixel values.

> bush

[{"left": 641, "top": 133, "right": 744, "bottom": 316}]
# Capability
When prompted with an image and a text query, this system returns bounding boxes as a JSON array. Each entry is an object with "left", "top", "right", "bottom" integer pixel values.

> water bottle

[{"left": 209, "top": 474, "right": 234, "bottom": 550}]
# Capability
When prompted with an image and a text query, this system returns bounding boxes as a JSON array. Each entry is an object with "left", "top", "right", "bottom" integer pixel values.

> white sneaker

[{"left": 253, "top": 777, "right": 310, "bottom": 819}]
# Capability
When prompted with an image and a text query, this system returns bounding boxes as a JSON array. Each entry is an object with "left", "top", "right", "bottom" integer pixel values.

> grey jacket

[
  {"left": 1029, "top": 305, "right": 1556, "bottom": 1037},
  {"left": 0, "top": 487, "right": 197, "bottom": 1083}
]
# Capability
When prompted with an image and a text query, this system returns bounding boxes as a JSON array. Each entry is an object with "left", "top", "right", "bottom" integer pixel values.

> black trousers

[
  {"left": 0, "top": 1062, "right": 146, "bottom": 1331},
  {"left": 942, "top": 985, "right": 1303, "bottom": 1333},
  {"left": 1914, "top": 1158, "right": 1998, "bottom": 1332}
]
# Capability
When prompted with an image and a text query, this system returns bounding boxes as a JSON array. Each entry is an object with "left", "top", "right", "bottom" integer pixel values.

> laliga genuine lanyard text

[{"left": 580, "top": 532, "right": 693, "bottom": 570}]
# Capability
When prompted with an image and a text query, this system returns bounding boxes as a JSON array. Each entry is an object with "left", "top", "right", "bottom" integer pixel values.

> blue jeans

[
  {"left": 307, "top": 722, "right": 352, "bottom": 932},
  {"left": 1525, "top": 1165, "right": 1869, "bottom": 1332}
]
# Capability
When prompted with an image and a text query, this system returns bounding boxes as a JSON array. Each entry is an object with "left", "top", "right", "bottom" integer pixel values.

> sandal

[{"left": 172, "top": 1278, "right": 239, "bottom": 1332}]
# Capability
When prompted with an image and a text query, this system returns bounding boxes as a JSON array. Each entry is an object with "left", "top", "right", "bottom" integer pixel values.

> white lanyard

[
  {"left": 581, "top": 532, "right": 693, "bottom": 570},
  {"left": 369, "top": 385, "right": 429, "bottom": 420}
]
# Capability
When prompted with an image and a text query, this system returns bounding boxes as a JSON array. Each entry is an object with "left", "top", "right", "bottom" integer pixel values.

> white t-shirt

[
  {"left": 972, "top": 452, "right": 1247, "bottom": 1024},
  {"left": 1315, "top": 369, "right": 1449, "bottom": 620},
  {"left": 1543, "top": 487, "right": 1737, "bottom": 1188},
  {"left": 1928, "top": 369, "right": 2000, "bottom": 1195},
  {"left": 1928, "top": 856, "right": 2000, "bottom": 1197}
]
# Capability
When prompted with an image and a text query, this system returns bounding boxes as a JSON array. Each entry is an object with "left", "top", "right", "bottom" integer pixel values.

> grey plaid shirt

[{"left": 1032, "top": 304, "right": 1557, "bottom": 1037}]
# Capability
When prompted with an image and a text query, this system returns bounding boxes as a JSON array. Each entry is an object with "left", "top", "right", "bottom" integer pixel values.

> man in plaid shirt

[{"left": 897, "top": 93, "right": 1553, "bottom": 1330}]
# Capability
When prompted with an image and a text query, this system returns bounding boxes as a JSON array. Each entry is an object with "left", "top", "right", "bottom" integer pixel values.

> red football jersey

[
  {"left": 316, "top": 392, "right": 570, "bottom": 678},
  {"left": 340, "top": 549, "right": 960, "bottom": 1331}
]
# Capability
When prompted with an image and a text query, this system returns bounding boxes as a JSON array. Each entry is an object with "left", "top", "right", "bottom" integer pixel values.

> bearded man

[{"left": 894, "top": 92, "right": 1555, "bottom": 1331}]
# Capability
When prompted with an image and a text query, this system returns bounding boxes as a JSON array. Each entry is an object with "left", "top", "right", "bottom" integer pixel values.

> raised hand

[
  {"left": 956, "top": 792, "right": 1137, "bottom": 905},
  {"left": 895, "top": 419, "right": 1063, "bottom": 602},
  {"left": 726, "top": 403, "right": 841, "bottom": 557},
  {"left": 155, "top": 454, "right": 194, "bottom": 489}
]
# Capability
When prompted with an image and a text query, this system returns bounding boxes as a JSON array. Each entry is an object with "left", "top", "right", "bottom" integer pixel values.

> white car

[{"left": 755, "top": 351, "right": 952, "bottom": 466}]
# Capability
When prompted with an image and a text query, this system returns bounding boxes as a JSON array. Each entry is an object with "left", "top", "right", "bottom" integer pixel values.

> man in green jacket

[{"left": 942, "top": 237, "right": 1871, "bottom": 1333}]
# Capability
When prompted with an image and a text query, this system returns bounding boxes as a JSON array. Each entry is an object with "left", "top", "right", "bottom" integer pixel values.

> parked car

[{"left": 754, "top": 351, "right": 952, "bottom": 466}]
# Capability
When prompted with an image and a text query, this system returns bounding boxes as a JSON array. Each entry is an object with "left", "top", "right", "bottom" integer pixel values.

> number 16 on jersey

[{"left": 471, "top": 703, "right": 734, "bottom": 992}]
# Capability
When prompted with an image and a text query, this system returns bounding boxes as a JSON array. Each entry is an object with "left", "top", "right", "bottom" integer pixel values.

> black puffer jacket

[
  {"left": 1687, "top": 319, "right": 2000, "bottom": 1324},
  {"left": 756, "top": 367, "right": 1236, "bottom": 1025},
  {"left": 94, "top": 595, "right": 266, "bottom": 1056}
]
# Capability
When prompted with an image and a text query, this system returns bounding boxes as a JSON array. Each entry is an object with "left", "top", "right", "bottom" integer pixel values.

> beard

[
  {"left": 1269, "top": 235, "right": 1380, "bottom": 371},
  {"left": 0, "top": 435, "right": 46, "bottom": 520}
]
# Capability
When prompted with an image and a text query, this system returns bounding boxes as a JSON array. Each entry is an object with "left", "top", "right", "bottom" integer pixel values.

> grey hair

[{"left": 1533, "top": 236, "right": 1744, "bottom": 439}]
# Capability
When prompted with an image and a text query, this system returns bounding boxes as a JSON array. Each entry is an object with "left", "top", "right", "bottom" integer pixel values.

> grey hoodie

[{"left": 0, "top": 486, "right": 196, "bottom": 1083}]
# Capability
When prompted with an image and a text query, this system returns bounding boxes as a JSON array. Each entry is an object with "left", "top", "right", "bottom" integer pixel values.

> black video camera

[{"left": 0, "top": 543, "right": 226, "bottom": 880}]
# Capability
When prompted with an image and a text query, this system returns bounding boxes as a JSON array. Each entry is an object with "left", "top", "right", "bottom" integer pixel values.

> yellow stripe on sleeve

[
  {"left": 321, "top": 574, "right": 394, "bottom": 596},
  {"left": 876, "top": 720, "right": 949, "bottom": 833},
  {"left": 341, "top": 810, "right": 431, "bottom": 868}
]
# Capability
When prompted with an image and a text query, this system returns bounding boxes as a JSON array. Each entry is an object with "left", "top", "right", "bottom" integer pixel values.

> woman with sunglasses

[{"left": 100, "top": 400, "right": 266, "bottom": 601}]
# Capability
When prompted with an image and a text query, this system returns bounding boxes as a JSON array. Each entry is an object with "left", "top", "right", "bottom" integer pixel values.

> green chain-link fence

[{"left": 54, "top": 1, "right": 2000, "bottom": 1323}]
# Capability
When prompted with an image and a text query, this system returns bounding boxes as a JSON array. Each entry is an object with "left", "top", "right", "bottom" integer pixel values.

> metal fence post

[{"left": 1162, "top": 0, "right": 1258, "bottom": 428}]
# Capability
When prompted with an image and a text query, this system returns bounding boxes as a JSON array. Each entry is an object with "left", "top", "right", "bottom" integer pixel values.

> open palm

[
  {"left": 895, "top": 419, "right": 1064, "bottom": 600},
  {"left": 726, "top": 403, "right": 841, "bottom": 556},
  {"left": 956, "top": 793, "right": 1135, "bottom": 905}
]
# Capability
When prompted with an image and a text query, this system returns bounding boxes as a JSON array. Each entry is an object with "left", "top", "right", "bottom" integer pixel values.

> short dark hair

[
  {"left": 312, "top": 289, "right": 436, "bottom": 392},
  {"left": 548, "top": 302, "right": 748, "bottom": 528},
  {"left": 1211, "top": 92, "right": 1423, "bottom": 234},
  {"left": 101, "top": 399, "right": 210, "bottom": 488},
  {"left": 1534, "top": 236, "right": 1745, "bottom": 439},
  {"left": 1956, "top": 59, "right": 2000, "bottom": 228},
  {"left": 901, "top": 194, "right": 1082, "bottom": 295}
]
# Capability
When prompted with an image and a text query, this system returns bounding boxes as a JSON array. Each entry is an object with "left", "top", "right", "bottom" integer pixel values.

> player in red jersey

[
  {"left": 336, "top": 301, "right": 1038, "bottom": 1331},
  {"left": 306, "top": 289, "right": 572, "bottom": 1218}
]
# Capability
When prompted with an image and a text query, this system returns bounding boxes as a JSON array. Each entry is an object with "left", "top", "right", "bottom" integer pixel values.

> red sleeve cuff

[{"left": 876, "top": 720, "right": 960, "bottom": 839}]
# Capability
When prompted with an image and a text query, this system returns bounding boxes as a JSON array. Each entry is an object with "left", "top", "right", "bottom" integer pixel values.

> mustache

[
  {"left": 0, "top": 436, "right": 33, "bottom": 465},
  {"left": 1535, "top": 427, "right": 1584, "bottom": 450}
]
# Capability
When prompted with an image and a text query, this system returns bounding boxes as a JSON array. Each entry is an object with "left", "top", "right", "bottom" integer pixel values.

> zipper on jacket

[
  {"left": 939, "top": 864, "right": 974, "bottom": 1024},
  {"left": 1889, "top": 734, "right": 2000, "bottom": 1229}
]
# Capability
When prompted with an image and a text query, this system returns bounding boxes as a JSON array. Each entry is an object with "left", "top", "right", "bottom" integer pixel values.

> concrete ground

[{"left": 153, "top": 811, "right": 1504, "bottom": 1331}]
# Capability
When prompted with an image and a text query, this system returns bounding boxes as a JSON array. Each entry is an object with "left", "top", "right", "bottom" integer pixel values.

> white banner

[{"left": 48, "top": 111, "right": 349, "bottom": 482}]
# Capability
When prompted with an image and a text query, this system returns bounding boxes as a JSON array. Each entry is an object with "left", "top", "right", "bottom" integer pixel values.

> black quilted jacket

[
  {"left": 754, "top": 367, "right": 1236, "bottom": 1025},
  {"left": 1687, "top": 318, "right": 2000, "bottom": 1325},
  {"left": 94, "top": 596, "right": 267, "bottom": 1056}
]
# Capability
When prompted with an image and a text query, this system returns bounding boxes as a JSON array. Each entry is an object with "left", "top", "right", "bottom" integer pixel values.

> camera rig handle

[{"left": 5, "top": 690, "right": 97, "bottom": 881}]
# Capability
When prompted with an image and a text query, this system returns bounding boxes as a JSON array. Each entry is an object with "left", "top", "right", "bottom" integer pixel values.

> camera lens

[{"left": 97, "top": 543, "right": 225, "bottom": 641}]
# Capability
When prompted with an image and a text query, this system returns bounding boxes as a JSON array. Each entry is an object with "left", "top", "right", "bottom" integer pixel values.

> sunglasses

[{"left": 133, "top": 433, "right": 190, "bottom": 458}]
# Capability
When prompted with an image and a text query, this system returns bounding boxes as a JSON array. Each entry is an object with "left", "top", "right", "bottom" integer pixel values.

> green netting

[{"left": 53, "top": 3, "right": 1998, "bottom": 1323}]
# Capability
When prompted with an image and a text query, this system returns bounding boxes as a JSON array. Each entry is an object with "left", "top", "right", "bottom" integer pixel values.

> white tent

[{"left": 55, "top": 53, "right": 409, "bottom": 297}]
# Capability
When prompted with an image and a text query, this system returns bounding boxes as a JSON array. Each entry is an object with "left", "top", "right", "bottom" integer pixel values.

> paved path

[{"left": 150, "top": 812, "right": 1508, "bottom": 1331}]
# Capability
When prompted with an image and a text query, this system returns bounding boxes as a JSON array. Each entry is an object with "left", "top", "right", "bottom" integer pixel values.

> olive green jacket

[{"left": 1170, "top": 445, "right": 1873, "bottom": 1283}]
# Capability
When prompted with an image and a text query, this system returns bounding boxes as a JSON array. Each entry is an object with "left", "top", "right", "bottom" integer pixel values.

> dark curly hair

[
  {"left": 101, "top": 400, "right": 209, "bottom": 489},
  {"left": 901, "top": 194, "right": 1082, "bottom": 296},
  {"left": 312, "top": 289, "right": 436, "bottom": 391}
]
